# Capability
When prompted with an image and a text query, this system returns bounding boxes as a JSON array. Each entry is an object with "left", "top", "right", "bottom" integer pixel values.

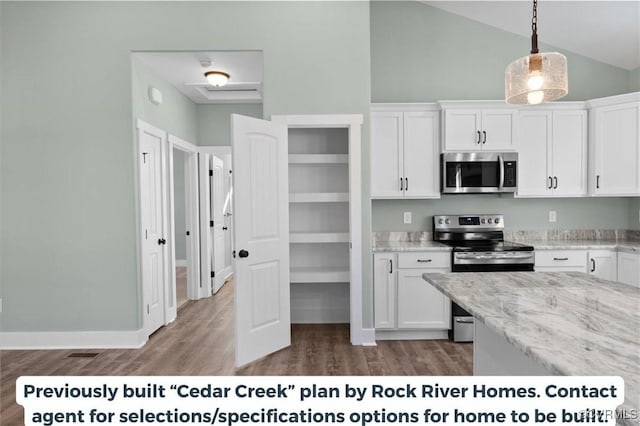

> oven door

[{"left": 441, "top": 152, "right": 517, "bottom": 194}]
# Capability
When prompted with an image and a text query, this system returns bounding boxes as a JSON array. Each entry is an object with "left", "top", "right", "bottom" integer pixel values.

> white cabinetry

[
  {"left": 588, "top": 93, "right": 640, "bottom": 196},
  {"left": 440, "top": 102, "right": 517, "bottom": 151},
  {"left": 373, "top": 253, "right": 396, "bottom": 329},
  {"left": 587, "top": 250, "right": 617, "bottom": 281},
  {"left": 617, "top": 252, "right": 640, "bottom": 287},
  {"left": 374, "top": 251, "right": 451, "bottom": 338},
  {"left": 535, "top": 250, "right": 587, "bottom": 272},
  {"left": 370, "top": 105, "right": 440, "bottom": 199},
  {"left": 517, "top": 107, "right": 587, "bottom": 197}
]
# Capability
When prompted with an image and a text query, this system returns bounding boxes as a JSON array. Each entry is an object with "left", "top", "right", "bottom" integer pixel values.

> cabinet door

[
  {"left": 374, "top": 253, "right": 396, "bottom": 329},
  {"left": 517, "top": 111, "right": 552, "bottom": 197},
  {"left": 481, "top": 110, "right": 517, "bottom": 150},
  {"left": 588, "top": 250, "right": 617, "bottom": 281},
  {"left": 397, "top": 270, "right": 451, "bottom": 329},
  {"left": 592, "top": 102, "right": 640, "bottom": 196},
  {"left": 617, "top": 252, "right": 640, "bottom": 287},
  {"left": 371, "top": 112, "right": 403, "bottom": 197},
  {"left": 443, "top": 110, "right": 481, "bottom": 151},
  {"left": 552, "top": 110, "right": 587, "bottom": 197},
  {"left": 403, "top": 112, "right": 439, "bottom": 198}
]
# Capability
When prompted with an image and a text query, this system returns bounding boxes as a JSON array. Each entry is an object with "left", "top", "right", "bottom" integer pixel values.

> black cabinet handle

[
  {"left": 482, "top": 130, "right": 487, "bottom": 144},
  {"left": 400, "top": 177, "right": 404, "bottom": 191},
  {"left": 238, "top": 249, "right": 249, "bottom": 258},
  {"left": 389, "top": 259, "right": 393, "bottom": 274},
  {"left": 596, "top": 175, "right": 600, "bottom": 189},
  {"left": 553, "top": 257, "right": 569, "bottom": 261},
  {"left": 590, "top": 258, "right": 596, "bottom": 272},
  {"left": 417, "top": 259, "right": 432, "bottom": 263},
  {"left": 476, "top": 131, "right": 481, "bottom": 144},
  {"left": 553, "top": 176, "right": 558, "bottom": 189},
  {"left": 548, "top": 176, "right": 553, "bottom": 189},
  {"left": 405, "top": 177, "right": 408, "bottom": 191}
]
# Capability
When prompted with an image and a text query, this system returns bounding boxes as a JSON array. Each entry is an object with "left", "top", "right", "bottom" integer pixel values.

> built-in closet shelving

[{"left": 288, "top": 128, "right": 350, "bottom": 323}]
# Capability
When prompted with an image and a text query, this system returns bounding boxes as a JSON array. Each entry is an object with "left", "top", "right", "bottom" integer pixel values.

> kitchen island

[{"left": 422, "top": 271, "right": 640, "bottom": 425}]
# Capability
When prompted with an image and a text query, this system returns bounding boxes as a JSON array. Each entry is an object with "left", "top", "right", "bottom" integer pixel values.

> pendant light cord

[{"left": 530, "top": 0, "right": 539, "bottom": 54}]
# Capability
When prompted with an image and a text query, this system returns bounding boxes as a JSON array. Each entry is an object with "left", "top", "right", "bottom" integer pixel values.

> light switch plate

[
  {"left": 403, "top": 211, "right": 412, "bottom": 224},
  {"left": 549, "top": 210, "right": 557, "bottom": 223}
]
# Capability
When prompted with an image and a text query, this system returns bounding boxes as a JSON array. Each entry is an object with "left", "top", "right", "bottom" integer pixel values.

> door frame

[
  {"left": 135, "top": 119, "right": 170, "bottom": 336},
  {"left": 271, "top": 114, "right": 364, "bottom": 345},
  {"left": 168, "top": 134, "right": 201, "bottom": 313}
]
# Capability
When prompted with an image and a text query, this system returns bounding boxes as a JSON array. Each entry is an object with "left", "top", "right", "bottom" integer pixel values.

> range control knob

[
  {"left": 445, "top": 218, "right": 451, "bottom": 224},
  {"left": 488, "top": 218, "right": 493, "bottom": 224},
  {"left": 481, "top": 218, "right": 486, "bottom": 224},
  {"left": 495, "top": 217, "right": 501, "bottom": 224},
  {"left": 438, "top": 218, "right": 444, "bottom": 224}
]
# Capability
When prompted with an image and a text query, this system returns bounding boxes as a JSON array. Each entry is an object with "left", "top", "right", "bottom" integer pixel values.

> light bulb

[
  {"left": 527, "top": 90, "right": 544, "bottom": 104},
  {"left": 527, "top": 70, "right": 544, "bottom": 90},
  {"left": 204, "top": 71, "right": 230, "bottom": 87}
]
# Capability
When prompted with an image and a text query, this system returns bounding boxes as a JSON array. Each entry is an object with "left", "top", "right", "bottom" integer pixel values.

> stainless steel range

[{"left": 433, "top": 214, "right": 535, "bottom": 342}]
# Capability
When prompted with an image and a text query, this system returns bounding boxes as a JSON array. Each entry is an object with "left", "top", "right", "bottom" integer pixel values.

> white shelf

[
  {"left": 290, "top": 267, "right": 350, "bottom": 283},
  {"left": 288, "top": 154, "right": 348, "bottom": 164},
  {"left": 289, "top": 192, "right": 349, "bottom": 203},
  {"left": 290, "top": 233, "right": 349, "bottom": 243}
]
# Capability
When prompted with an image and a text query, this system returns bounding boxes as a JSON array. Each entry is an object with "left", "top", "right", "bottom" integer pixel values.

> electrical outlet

[
  {"left": 549, "top": 210, "right": 557, "bottom": 223},
  {"left": 403, "top": 211, "right": 412, "bottom": 224}
]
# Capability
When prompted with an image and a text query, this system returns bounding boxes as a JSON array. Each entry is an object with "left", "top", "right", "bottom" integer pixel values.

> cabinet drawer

[
  {"left": 535, "top": 250, "right": 587, "bottom": 270},
  {"left": 398, "top": 252, "right": 450, "bottom": 269}
]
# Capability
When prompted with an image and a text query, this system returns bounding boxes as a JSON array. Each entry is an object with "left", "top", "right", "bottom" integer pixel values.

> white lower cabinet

[
  {"left": 587, "top": 250, "right": 617, "bottom": 281},
  {"left": 374, "top": 251, "right": 451, "bottom": 337},
  {"left": 535, "top": 250, "right": 587, "bottom": 273},
  {"left": 617, "top": 252, "right": 640, "bottom": 287}
]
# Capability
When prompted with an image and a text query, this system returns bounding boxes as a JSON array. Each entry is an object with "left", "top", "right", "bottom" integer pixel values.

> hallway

[{"left": 0, "top": 281, "right": 472, "bottom": 424}]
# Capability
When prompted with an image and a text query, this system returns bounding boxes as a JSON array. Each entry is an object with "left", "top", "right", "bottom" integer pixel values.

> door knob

[
  {"left": 222, "top": 226, "right": 228, "bottom": 230},
  {"left": 158, "top": 238, "right": 166, "bottom": 245},
  {"left": 238, "top": 249, "right": 249, "bottom": 258}
]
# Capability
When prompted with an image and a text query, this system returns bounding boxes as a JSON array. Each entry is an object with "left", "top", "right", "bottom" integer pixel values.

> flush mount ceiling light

[
  {"left": 505, "top": 0, "right": 568, "bottom": 105},
  {"left": 204, "top": 71, "right": 230, "bottom": 87}
]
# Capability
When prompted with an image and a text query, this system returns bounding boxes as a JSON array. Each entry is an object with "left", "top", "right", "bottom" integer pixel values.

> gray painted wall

[
  {"left": 1, "top": 1, "right": 371, "bottom": 332},
  {"left": 630, "top": 68, "right": 640, "bottom": 92},
  {"left": 630, "top": 198, "right": 640, "bottom": 230},
  {"left": 132, "top": 57, "right": 198, "bottom": 144},
  {"left": 373, "top": 197, "right": 632, "bottom": 231},
  {"left": 173, "top": 150, "right": 187, "bottom": 260},
  {"left": 371, "top": 2, "right": 632, "bottom": 103},
  {"left": 197, "top": 104, "right": 263, "bottom": 146},
  {"left": 370, "top": 2, "right": 636, "bottom": 234}
]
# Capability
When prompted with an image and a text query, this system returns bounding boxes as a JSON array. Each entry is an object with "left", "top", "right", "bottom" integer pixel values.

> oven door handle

[
  {"left": 456, "top": 253, "right": 534, "bottom": 260},
  {"left": 498, "top": 154, "right": 505, "bottom": 190},
  {"left": 455, "top": 317, "right": 474, "bottom": 324}
]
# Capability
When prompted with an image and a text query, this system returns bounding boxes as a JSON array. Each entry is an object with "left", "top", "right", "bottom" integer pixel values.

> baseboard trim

[
  {"left": 291, "top": 307, "right": 349, "bottom": 324},
  {"left": 0, "top": 329, "right": 148, "bottom": 350},
  {"left": 175, "top": 259, "right": 188, "bottom": 267},
  {"left": 375, "top": 329, "right": 449, "bottom": 341},
  {"left": 355, "top": 328, "right": 377, "bottom": 346}
]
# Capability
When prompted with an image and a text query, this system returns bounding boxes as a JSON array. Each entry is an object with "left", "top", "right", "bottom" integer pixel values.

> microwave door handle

[
  {"left": 456, "top": 164, "right": 462, "bottom": 189},
  {"left": 498, "top": 154, "right": 505, "bottom": 190}
]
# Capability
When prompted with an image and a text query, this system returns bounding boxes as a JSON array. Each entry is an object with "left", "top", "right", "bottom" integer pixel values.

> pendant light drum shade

[{"left": 505, "top": 52, "right": 568, "bottom": 104}]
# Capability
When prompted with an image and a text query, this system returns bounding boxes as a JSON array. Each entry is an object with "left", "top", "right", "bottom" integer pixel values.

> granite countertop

[
  {"left": 422, "top": 271, "right": 640, "bottom": 423},
  {"left": 372, "top": 240, "right": 452, "bottom": 252},
  {"left": 372, "top": 239, "right": 640, "bottom": 254}
]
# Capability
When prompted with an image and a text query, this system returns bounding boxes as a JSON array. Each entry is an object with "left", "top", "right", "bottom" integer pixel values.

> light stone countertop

[
  {"left": 372, "top": 241, "right": 452, "bottom": 252},
  {"left": 422, "top": 271, "right": 640, "bottom": 425}
]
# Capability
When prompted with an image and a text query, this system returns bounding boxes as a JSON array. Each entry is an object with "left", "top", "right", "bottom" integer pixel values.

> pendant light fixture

[
  {"left": 505, "top": 0, "right": 568, "bottom": 105},
  {"left": 205, "top": 70, "right": 230, "bottom": 87}
]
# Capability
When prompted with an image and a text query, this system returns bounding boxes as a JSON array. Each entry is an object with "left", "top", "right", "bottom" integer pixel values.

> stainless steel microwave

[{"left": 441, "top": 152, "right": 518, "bottom": 194}]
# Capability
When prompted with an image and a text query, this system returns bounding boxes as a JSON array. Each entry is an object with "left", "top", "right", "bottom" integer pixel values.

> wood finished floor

[
  {"left": 175, "top": 266, "right": 188, "bottom": 308},
  {"left": 0, "top": 280, "right": 472, "bottom": 424}
]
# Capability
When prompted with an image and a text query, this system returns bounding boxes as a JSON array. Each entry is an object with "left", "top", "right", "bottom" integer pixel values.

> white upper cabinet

[
  {"left": 371, "top": 105, "right": 440, "bottom": 199},
  {"left": 588, "top": 93, "right": 640, "bottom": 197},
  {"left": 440, "top": 102, "right": 517, "bottom": 151},
  {"left": 517, "top": 107, "right": 587, "bottom": 198}
]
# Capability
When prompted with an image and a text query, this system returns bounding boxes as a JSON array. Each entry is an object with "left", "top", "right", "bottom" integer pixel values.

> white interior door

[
  {"left": 232, "top": 114, "right": 290, "bottom": 367},
  {"left": 137, "top": 121, "right": 167, "bottom": 336},
  {"left": 210, "top": 155, "right": 226, "bottom": 293}
]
